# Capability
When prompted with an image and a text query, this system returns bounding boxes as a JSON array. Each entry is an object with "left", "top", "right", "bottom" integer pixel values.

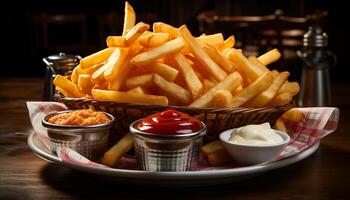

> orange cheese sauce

[{"left": 48, "top": 109, "right": 111, "bottom": 126}]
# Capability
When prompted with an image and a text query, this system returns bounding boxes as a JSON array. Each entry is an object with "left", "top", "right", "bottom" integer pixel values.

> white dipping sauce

[{"left": 229, "top": 123, "right": 284, "bottom": 145}]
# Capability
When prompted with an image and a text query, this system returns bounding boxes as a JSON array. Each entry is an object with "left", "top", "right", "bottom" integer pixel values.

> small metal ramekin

[
  {"left": 42, "top": 110, "right": 114, "bottom": 161},
  {"left": 130, "top": 119, "right": 207, "bottom": 171}
]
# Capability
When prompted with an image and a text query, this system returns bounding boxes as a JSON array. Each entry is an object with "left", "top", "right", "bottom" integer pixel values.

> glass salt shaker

[
  {"left": 297, "top": 25, "right": 337, "bottom": 107},
  {"left": 42, "top": 53, "right": 81, "bottom": 100}
]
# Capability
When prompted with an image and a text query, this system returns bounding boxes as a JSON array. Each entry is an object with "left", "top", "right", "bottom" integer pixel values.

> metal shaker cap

[
  {"left": 303, "top": 25, "right": 328, "bottom": 47},
  {"left": 44, "top": 53, "right": 80, "bottom": 65}
]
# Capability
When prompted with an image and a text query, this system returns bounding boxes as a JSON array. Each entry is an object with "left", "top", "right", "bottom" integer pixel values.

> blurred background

[{"left": 1, "top": 0, "right": 348, "bottom": 83}]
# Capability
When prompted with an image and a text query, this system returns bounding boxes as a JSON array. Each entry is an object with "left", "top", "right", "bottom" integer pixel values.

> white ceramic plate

[{"left": 28, "top": 132, "right": 319, "bottom": 186}]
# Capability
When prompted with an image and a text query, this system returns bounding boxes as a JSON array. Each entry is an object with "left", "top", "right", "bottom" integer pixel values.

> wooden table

[{"left": 0, "top": 78, "right": 349, "bottom": 199}]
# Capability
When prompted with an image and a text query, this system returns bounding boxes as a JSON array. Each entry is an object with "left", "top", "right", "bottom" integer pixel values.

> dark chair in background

[{"left": 30, "top": 13, "right": 94, "bottom": 55}]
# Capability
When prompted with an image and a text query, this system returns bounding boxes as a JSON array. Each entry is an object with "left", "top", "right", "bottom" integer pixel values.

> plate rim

[{"left": 27, "top": 132, "right": 319, "bottom": 180}]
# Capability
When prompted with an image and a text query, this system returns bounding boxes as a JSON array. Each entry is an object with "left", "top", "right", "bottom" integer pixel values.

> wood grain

[{"left": 0, "top": 78, "right": 349, "bottom": 199}]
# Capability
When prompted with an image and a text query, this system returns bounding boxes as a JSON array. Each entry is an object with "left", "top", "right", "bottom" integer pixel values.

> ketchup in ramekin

[
  {"left": 136, "top": 110, "right": 202, "bottom": 135},
  {"left": 130, "top": 110, "right": 207, "bottom": 171}
]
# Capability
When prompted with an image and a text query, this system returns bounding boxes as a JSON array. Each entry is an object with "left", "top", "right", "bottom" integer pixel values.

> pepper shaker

[
  {"left": 297, "top": 25, "right": 337, "bottom": 107},
  {"left": 42, "top": 53, "right": 81, "bottom": 100}
]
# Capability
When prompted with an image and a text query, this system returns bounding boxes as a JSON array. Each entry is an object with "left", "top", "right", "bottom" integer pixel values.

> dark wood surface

[{"left": 0, "top": 78, "right": 349, "bottom": 199}]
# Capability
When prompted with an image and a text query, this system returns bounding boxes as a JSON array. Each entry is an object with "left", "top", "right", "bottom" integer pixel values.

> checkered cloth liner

[{"left": 27, "top": 102, "right": 339, "bottom": 170}]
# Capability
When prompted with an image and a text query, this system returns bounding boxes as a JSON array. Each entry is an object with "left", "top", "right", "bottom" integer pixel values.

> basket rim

[{"left": 54, "top": 94, "right": 294, "bottom": 114}]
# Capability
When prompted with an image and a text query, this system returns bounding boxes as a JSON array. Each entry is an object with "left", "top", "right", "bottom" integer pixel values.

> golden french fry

[
  {"left": 211, "top": 90, "right": 234, "bottom": 108},
  {"left": 77, "top": 74, "right": 94, "bottom": 95},
  {"left": 125, "top": 73, "right": 154, "bottom": 89},
  {"left": 281, "top": 108, "right": 304, "bottom": 123},
  {"left": 232, "top": 85, "right": 243, "bottom": 95},
  {"left": 142, "top": 62, "right": 179, "bottom": 82},
  {"left": 248, "top": 56, "right": 270, "bottom": 73},
  {"left": 131, "top": 38, "right": 184, "bottom": 66},
  {"left": 197, "top": 33, "right": 225, "bottom": 47},
  {"left": 275, "top": 118, "right": 287, "bottom": 133},
  {"left": 153, "top": 74, "right": 192, "bottom": 105},
  {"left": 258, "top": 48, "right": 281, "bottom": 66},
  {"left": 207, "top": 148, "right": 233, "bottom": 166},
  {"left": 201, "top": 140, "right": 224, "bottom": 157},
  {"left": 127, "top": 86, "right": 146, "bottom": 95},
  {"left": 104, "top": 48, "right": 130, "bottom": 81},
  {"left": 190, "top": 72, "right": 242, "bottom": 107},
  {"left": 202, "top": 43, "right": 235, "bottom": 73},
  {"left": 138, "top": 32, "right": 170, "bottom": 47},
  {"left": 278, "top": 82, "right": 300, "bottom": 96},
  {"left": 108, "top": 61, "right": 132, "bottom": 91},
  {"left": 70, "top": 65, "right": 80, "bottom": 84},
  {"left": 153, "top": 22, "right": 178, "bottom": 38},
  {"left": 227, "top": 48, "right": 265, "bottom": 81},
  {"left": 56, "top": 86, "right": 74, "bottom": 97},
  {"left": 245, "top": 71, "right": 289, "bottom": 107},
  {"left": 124, "top": 22, "right": 150, "bottom": 45},
  {"left": 271, "top": 69, "right": 279, "bottom": 77},
  {"left": 102, "top": 133, "right": 134, "bottom": 167},
  {"left": 231, "top": 72, "right": 274, "bottom": 108},
  {"left": 122, "top": 1, "right": 136, "bottom": 35},
  {"left": 267, "top": 92, "right": 293, "bottom": 107},
  {"left": 220, "top": 35, "right": 235, "bottom": 50},
  {"left": 202, "top": 79, "right": 215, "bottom": 93},
  {"left": 106, "top": 36, "right": 126, "bottom": 47},
  {"left": 179, "top": 25, "right": 227, "bottom": 81},
  {"left": 80, "top": 48, "right": 115, "bottom": 69},
  {"left": 53, "top": 75, "right": 81, "bottom": 97},
  {"left": 92, "top": 89, "right": 168, "bottom": 105},
  {"left": 174, "top": 53, "right": 203, "bottom": 98}
]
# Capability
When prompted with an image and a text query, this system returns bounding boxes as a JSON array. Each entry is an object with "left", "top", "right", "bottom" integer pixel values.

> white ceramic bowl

[{"left": 219, "top": 128, "right": 290, "bottom": 165}]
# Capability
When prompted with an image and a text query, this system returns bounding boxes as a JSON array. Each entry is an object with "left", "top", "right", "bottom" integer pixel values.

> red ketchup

[{"left": 136, "top": 110, "right": 202, "bottom": 135}]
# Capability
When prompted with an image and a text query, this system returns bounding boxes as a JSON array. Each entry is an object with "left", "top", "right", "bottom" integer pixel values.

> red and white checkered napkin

[{"left": 27, "top": 101, "right": 340, "bottom": 170}]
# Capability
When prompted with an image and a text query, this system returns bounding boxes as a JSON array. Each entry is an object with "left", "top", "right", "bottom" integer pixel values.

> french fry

[
  {"left": 124, "top": 22, "right": 150, "bottom": 45},
  {"left": 275, "top": 118, "right": 287, "bottom": 133},
  {"left": 143, "top": 62, "right": 178, "bottom": 82},
  {"left": 53, "top": 75, "right": 81, "bottom": 97},
  {"left": 197, "top": 33, "right": 225, "bottom": 47},
  {"left": 233, "top": 85, "right": 243, "bottom": 95},
  {"left": 245, "top": 71, "right": 289, "bottom": 107},
  {"left": 190, "top": 72, "right": 242, "bottom": 107},
  {"left": 278, "top": 82, "right": 300, "bottom": 96},
  {"left": 174, "top": 53, "right": 203, "bottom": 98},
  {"left": 257, "top": 48, "right": 281, "bottom": 66},
  {"left": 127, "top": 86, "right": 145, "bottom": 95},
  {"left": 211, "top": 90, "right": 234, "bottom": 108},
  {"left": 179, "top": 25, "right": 227, "bottom": 81},
  {"left": 202, "top": 79, "right": 215, "bottom": 93},
  {"left": 106, "top": 36, "right": 126, "bottom": 47},
  {"left": 153, "top": 74, "right": 192, "bottom": 105},
  {"left": 80, "top": 47, "right": 115, "bottom": 69},
  {"left": 231, "top": 72, "right": 274, "bottom": 108},
  {"left": 131, "top": 38, "right": 184, "bottom": 66},
  {"left": 108, "top": 61, "right": 133, "bottom": 91},
  {"left": 267, "top": 92, "right": 293, "bottom": 107},
  {"left": 77, "top": 74, "right": 94, "bottom": 95},
  {"left": 70, "top": 65, "right": 80, "bottom": 84},
  {"left": 281, "top": 108, "right": 304, "bottom": 123},
  {"left": 122, "top": 1, "right": 136, "bottom": 35},
  {"left": 125, "top": 73, "right": 154, "bottom": 89},
  {"left": 202, "top": 43, "right": 235, "bottom": 73},
  {"left": 91, "top": 62, "right": 109, "bottom": 83},
  {"left": 92, "top": 89, "right": 169, "bottom": 105},
  {"left": 153, "top": 22, "right": 178, "bottom": 38},
  {"left": 220, "top": 35, "right": 235, "bottom": 50},
  {"left": 102, "top": 133, "right": 134, "bottom": 167},
  {"left": 104, "top": 48, "right": 130, "bottom": 81},
  {"left": 207, "top": 148, "right": 233, "bottom": 166},
  {"left": 248, "top": 56, "right": 270, "bottom": 73},
  {"left": 56, "top": 86, "right": 74, "bottom": 97},
  {"left": 227, "top": 48, "right": 265, "bottom": 81},
  {"left": 138, "top": 32, "right": 169, "bottom": 47},
  {"left": 201, "top": 140, "right": 224, "bottom": 157},
  {"left": 271, "top": 69, "right": 279, "bottom": 77}
]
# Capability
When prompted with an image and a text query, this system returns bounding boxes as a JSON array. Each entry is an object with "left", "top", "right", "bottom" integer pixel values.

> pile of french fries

[{"left": 53, "top": 1, "right": 300, "bottom": 109}]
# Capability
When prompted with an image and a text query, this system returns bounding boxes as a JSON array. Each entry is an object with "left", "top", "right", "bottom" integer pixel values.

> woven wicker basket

[{"left": 55, "top": 94, "right": 293, "bottom": 143}]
